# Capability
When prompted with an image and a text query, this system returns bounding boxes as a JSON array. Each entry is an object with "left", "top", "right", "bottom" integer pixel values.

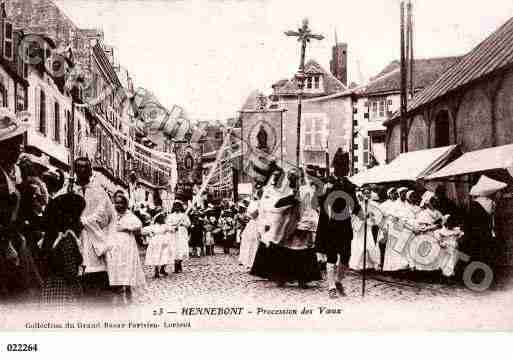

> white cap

[
  {"left": 386, "top": 188, "right": 396, "bottom": 197},
  {"left": 420, "top": 191, "right": 435, "bottom": 208},
  {"left": 397, "top": 187, "right": 409, "bottom": 195},
  {"left": 470, "top": 175, "right": 507, "bottom": 197}
]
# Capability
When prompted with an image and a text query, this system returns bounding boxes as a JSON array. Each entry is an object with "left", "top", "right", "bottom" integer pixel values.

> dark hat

[
  {"left": 327, "top": 175, "right": 337, "bottom": 184},
  {"left": 47, "top": 192, "right": 86, "bottom": 230}
]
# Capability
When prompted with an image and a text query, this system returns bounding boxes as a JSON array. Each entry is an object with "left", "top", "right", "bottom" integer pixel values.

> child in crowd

[
  {"left": 189, "top": 212, "right": 204, "bottom": 257},
  {"left": 107, "top": 191, "right": 145, "bottom": 305},
  {"left": 220, "top": 214, "right": 235, "bottom": 255},
  {"left": 434, "top": 215, "right": 464, "bottom": 279},
  {"left": 166, "top": 202, "right": 191, "bottom": 273},
  {"left": 142, "top": 212, "right": 173, "bottom": 279},
  {"left": 203, "top": 216, "right": 218, "bottom": 256}
]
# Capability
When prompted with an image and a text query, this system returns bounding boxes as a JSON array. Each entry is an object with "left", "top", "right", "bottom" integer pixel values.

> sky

[{"left": 54, "top": 0, "right": 513, "bottom": 122}]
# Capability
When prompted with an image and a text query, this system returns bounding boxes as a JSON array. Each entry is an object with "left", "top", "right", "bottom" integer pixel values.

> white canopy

[
  {"left": 349, "top": 145, "right": 459, "bottom": 186},
  {"left": 349, "top": 165, "right": 389, "bottom": 187},
  {"left": 427, "top": 143, "right": 513, "bottom": 180}
]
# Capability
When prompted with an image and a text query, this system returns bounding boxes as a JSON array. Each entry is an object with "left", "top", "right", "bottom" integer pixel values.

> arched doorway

[{"left": 434, "top": 110, "right": 450, "bottom": 147}]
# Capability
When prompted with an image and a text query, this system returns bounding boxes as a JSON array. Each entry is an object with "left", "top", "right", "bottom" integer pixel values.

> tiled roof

[
  {"left": 357, "top": 57, "right": 461, "bottom": 96},
  {"left": 273, "top": 59, "right": 347, "bottom": 97},
  {"left": 272, "top": 79, "right": 289, "bottom": 88},
  {"left": 405, "top": 16, "right": 513, "bottom": 116}
]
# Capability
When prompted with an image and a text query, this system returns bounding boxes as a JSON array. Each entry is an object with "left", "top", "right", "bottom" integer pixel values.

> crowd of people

[
  {"left": 1, "top": 121, "right": 508, "bottom": 305},
  {"left": 237, "top": 159, "right": 361, "bottom": 298},
  {"left": 236, "top": 155, "right": 508, "bottom": 297},
  {"left": 0, "top": 125, "right": 251, "bottom": 306}
]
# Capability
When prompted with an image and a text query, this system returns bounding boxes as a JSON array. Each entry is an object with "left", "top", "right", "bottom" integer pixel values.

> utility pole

[
  {"left": 408, "top": 0, "right": 414, "bottom": 98},
  {"left": 400, "top": 2, "right": 408, "bottom": 153},
  {"left": 285, "top": 19, "right": 324, "bottom": 167}
]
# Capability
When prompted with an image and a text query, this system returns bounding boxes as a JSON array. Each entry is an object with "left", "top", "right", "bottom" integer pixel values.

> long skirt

[
  {"left": 189, "top": 228, "right": 203, "bottom": 248},
  {"left": 250, "top": 242, "right": 321, "bottom": 283},
  {"left": 382, "top": 231, "right": 410, "bottom": 272},
  {"left": 107, "top": 233, "right": 146, "bottom": 287},
  {"left": 0, "top": 234, "right": 43, "bottom": 300},
  {"left": 145, "top": 234, "right": 173, "bottom": 266},
  {"left": 41, "top": 275, "right": 82, "bottom": 305},
  {"left": 238, "top": 220, "right": 260, "bottom": 268},
  {"left": 349, "top": 217, "right": 381, "bottom": 271},
  {"left": 175, "top": 228, "right": 190, "bottom": 261}
]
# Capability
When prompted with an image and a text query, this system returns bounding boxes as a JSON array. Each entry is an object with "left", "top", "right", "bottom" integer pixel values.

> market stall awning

[
  {"left": 349, "top": 165, "right": 389, "bottom": 187},
  {"left": 349, "top": 145, "right": 459, "bottom": 186},
  {"left": 426, "top": 143, "right": 513, "bottom": 180}
]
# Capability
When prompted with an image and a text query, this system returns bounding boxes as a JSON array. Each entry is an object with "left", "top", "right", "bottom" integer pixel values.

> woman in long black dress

[
  {"left": 462, "top": 175, "right": 506, "bottom": 283},
  {"left": 251, "top": 168, "right": 321, "bottom": 288}
]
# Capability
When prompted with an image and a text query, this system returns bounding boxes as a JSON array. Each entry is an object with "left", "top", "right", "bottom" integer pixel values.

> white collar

[{"left": 474, "top": 197, "right": 494, "bottom": 215}]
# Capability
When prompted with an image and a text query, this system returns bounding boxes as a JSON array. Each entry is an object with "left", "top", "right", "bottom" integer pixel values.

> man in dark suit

[{"left": 315, "top": 149, "right": 361, "bottom": 298}]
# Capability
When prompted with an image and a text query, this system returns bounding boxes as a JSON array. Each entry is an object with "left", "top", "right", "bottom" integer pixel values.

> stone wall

[
  {"left": 407, "top": 114, "right": 428, "bottom": 150},
  {"left": 455, "top": 86, "right": 493, "bottom": 152},
  {"left": 388, "top": 67, "right": 513, "bottom": 159},
  {"left": 494, "top": 70, "right": 513, "bottom": 146},
  {"left": 386, "top": 122, "right": 401, "bottom": 161}
]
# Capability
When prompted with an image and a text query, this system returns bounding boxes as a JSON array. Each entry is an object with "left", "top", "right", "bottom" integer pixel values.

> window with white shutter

[
  {"left": 302, "top": 114, "right": 329, "bottom": 151},
  {"left": 363, "top": 137, "right": 369, "bottom": 166},
  {"left": 371, "top": 101, "right": 378, "bottom": 119},
  {"left": 379, "top": 100, "right": 385, "bottom": 118},
  {"left": 304, "top": 118, "right": 312, "bottom": 146}
]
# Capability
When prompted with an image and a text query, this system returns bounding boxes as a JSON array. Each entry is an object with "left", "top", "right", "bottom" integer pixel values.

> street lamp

[{"left": 285, "top": 18, "right": 324, "bottom": 167}]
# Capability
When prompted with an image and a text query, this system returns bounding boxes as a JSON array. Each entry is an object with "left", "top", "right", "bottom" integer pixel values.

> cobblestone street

[
  {"left": 2, "top": 246, "right": 513, "bottom": 330},
  {"left": 134, "top": 246, "right": 464, "bottom": 305}
]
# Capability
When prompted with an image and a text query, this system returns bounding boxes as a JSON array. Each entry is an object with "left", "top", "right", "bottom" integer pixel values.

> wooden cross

[
  {"left": 285, "top": 18, "right": 325, "bottom": 75},
  {"left": 285, "top": 19, "right": 324, "bottom": 166}
]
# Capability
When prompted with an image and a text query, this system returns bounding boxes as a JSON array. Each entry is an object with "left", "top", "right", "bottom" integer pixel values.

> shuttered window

[
  {"left": 54, "top": 102, "right": 60, "bottom": 143},
  {"left": 39, "top": 89, "right": 46, "bottom": 135},
  {"left": 4, "top": 22, "right": 13, "bottom": 60}
]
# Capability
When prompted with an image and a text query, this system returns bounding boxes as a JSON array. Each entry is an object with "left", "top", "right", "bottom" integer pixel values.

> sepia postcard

[{"left": 1, "top": 0, "right": 513, "bottom": 343}]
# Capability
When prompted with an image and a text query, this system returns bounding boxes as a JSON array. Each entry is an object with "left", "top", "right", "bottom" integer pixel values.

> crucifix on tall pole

[{"left": 285, "top": 18, "right": 324, "bottom": 167}]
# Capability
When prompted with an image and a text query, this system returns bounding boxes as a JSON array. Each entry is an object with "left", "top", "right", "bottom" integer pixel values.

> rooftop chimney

[{"left": 330, "top": 29, "right": 348, "bottom": 87}]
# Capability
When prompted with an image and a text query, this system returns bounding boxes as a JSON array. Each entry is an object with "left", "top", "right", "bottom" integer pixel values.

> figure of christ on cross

[{"left": 285, "top": 19, "right": 324, "bottom": 167}]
